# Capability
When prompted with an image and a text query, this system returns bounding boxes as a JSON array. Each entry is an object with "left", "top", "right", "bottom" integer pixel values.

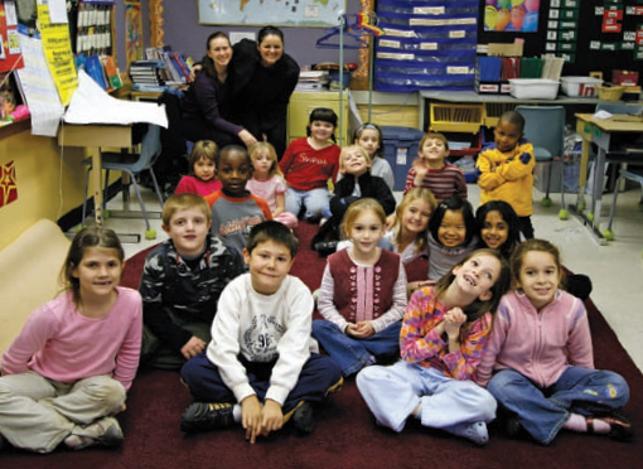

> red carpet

[{"left": 4, "top": 223, "right": 642, "bottom": 468}]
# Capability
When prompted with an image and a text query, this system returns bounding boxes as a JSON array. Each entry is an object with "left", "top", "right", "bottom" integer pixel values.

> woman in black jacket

[{"left": 227, "top": 26, "right": 300, "bottom": 158}]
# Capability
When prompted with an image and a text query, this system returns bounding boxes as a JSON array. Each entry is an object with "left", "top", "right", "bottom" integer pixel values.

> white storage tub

[
  {"left": 560, "top": 76, "right": 603, "bottom": 97},
  {"left": 508, "top": 79, "right": 560, "bottom": 100}
]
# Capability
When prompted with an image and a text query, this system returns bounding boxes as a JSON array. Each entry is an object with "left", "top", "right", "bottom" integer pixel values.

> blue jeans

[
  {"left": 312, "top": 320, "right": 402, "bottom": 376},
  {"left": 285, "top": 188, "right": 331, "bottom": 221},
  {"left": 488, "top": 366, "right": 629, "bottom": 445}
]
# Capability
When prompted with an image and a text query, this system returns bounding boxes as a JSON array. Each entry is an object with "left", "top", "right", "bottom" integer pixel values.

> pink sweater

[
  {"left": 1, "top": 287, "right": 143, "bottom": 390},
  {"left": 476, "top": 290, "right": 593, "bottom": 388}
]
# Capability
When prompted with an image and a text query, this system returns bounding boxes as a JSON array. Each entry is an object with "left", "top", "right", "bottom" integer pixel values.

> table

[
  {"left": 573, "top": 113, "right": 643, "bottom": 244},
  {"left": 57, "top": 123, "right": 133, "bottom": 227}
]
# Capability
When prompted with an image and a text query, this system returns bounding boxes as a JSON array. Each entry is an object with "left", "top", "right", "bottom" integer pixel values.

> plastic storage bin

[
  {"left": 560, "top": 76, "right": 603, "bottom": 97},
  {"left": 508, "top": 79, "right": 560, "bottom": 100},
  {"left": 380, "top": 126, "right": 425, "bottom": 191}
]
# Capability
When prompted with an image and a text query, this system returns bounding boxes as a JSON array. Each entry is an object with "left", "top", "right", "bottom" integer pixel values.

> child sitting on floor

[
  {"left": 280, "top": 107, "right": 341, "bottom": 221},
  {"left": 353, "top": 122, "right": 395, "bottom": 191},
  {"left": 246, "top": 142, "right": 297, "bottom": 228},
  {"left": 175, "top": 140, "right": 222, "bottom": 197},
  {"left": 314, "top": 199, "right": 407, "bottom": 377},
  {"left": 0, "top": 227, "right": 142, "bottom": 453},
  {"left": 476, "top": 239, "right": 631, "bottom": 444},
  {"left": 356, "top": 249, "right": 511, "bottom": 445},
  {"left": 205, "top": 145, "right": 272, "bottom": 256},
  {"left": 139, "top": 193, "right": 245, "bottom": 370},
  {"left": 179, "top": 221, "right": 343, "bottom": 442}
]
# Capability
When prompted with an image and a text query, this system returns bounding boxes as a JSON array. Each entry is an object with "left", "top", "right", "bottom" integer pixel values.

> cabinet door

[{"left": 287, "top": 92, "right": 349, "bottom": 145}]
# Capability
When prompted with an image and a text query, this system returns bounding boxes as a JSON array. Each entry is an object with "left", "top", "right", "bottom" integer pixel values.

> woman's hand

[{"left": 238, "top": 129, "right": 258, "bottom": 148}]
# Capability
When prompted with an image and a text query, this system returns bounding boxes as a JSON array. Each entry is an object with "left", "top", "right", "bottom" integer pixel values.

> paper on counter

[{"left": 64, "top": 70, "right": 168, "bottom": 128}]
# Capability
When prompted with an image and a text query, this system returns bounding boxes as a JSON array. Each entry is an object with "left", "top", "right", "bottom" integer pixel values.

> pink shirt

[
  {"left": 1, "top": 287, "right": 143, "bottom": 390},
  {"left": 476, "top": 289, "right": 593, "bottom": 388},
  {"left": 175, "top": 175, "right": 222, "bottom": 198},
  {"left": 246, "top": 175, "right": 287, "bottom": 212}
]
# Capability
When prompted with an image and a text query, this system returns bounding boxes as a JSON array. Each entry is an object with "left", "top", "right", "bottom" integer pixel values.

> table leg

[
  {"left": 591, "top": 147, "right": 608, "bottom": 232},
  {"left": 90, "top": 149, "right": 103, "bottom": 226},
  {"left": 575, "top": 136, "right": 590, "bottom": 212}
]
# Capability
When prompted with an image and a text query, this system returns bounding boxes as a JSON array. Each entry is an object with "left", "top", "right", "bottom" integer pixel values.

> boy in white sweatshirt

[{"left": 179, "top": 221, "right": 342, "bottom": 443}]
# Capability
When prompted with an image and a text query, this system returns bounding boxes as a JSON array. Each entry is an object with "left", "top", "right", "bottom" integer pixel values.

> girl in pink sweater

[
  {"left": 477, "top": 239, "right": 631, "bottom": 444},
  {"left": 0, "top": 227, "right": 142, "bottom": 453}
]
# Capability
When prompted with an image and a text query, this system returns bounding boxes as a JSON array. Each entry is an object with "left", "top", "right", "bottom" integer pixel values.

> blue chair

[
  {"left": 82, "top": 124, "right": 164, "bottom": 240},
  {"left": 515, "top": 105, "right": 566, "bottom": 212}
]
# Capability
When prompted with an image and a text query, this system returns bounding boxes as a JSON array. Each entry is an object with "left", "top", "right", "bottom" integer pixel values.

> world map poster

[{"left": 198, "top": 0, "right": 345, "bottom": 27}]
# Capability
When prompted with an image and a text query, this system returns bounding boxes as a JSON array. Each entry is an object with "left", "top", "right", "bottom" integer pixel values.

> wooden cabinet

[{"left": 287, "top": 91, "right": 350, "bottom": 145}]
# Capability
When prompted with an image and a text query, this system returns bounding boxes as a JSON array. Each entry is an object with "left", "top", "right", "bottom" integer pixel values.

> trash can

[{"left": 380, "top": 126, "right": 425, "bottom": 191}]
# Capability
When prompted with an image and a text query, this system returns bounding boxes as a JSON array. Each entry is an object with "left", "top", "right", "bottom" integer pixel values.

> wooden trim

[{"left": 149, "top": 0, "right": 164, "bottom": 48}]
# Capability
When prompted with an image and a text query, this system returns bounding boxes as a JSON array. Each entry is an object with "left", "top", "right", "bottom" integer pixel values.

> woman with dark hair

[
  {"left": 181, "top": 32, "right": 257, "bottom": 148},
  {"left": 228, "top": 26, "right": 300, "bottom": 158}
]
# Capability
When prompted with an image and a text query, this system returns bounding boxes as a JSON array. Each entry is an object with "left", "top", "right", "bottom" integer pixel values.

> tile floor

[{"left": 102, "top": 183, "right": 643, "bottom": 372}]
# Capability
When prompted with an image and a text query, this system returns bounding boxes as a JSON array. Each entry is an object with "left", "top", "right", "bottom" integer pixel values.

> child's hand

[
  {"left": 412, "top": 160, "right": 429, "bottom": 184},
  {"left": 180, "top": 336, "right": 207, "bottom": 359},
  {"left": 241, "top": 395, "right": 263, "bottom": 444},
  {"left": 443, "top": 307, "right": 467, "bottom": 339},
  {"left": 345, "top": 323, "right": 359, "bottom": 337},
  {"left": 260, "top": 399, "right": 284, "bottom": 437},
  {"left": 351, "top": 321, "right": 376, "bottom": 338},
  {"left": 385, "top": 213, "right": 396, "bottom": 229}
]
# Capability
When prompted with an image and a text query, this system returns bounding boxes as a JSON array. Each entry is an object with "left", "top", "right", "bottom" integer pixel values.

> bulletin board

[{"left": 477, "top": 0, "right": 642, "bottom": 78}]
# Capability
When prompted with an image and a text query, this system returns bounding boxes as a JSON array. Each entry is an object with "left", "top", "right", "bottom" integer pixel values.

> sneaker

[
  {"left": 180, "top": 402, "right": 235, "bottom": 433},
  {"left": 504, "top": 415, "right": 523, "bottom": 438},
  {"left": 65, "top": 417, "right": 124, "bottom": 450},
  {"left": 447, "top": 421, "right": 489, "bottom": 446},
  {"left": 291, "top": 401, "right": 315, "bottom": 435}
]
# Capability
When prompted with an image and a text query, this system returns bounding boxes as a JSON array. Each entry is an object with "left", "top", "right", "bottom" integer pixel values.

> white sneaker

[
  {"left": 446, "top": 421, "right": 489, "bottom": 446},
  {"left": 65, "top": 416, "right": 123, "bottom": 450}
]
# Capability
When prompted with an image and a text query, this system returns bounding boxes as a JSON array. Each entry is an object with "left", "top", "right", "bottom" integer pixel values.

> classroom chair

[
  {"left": 81, "top": 124, "right": 164, "bottom": 240},
  {"left": 606, "top": 167, "right": 643, "bottom": 241},
  {"left": 515, "top": 105, "right": 566, "bottom": 211}
]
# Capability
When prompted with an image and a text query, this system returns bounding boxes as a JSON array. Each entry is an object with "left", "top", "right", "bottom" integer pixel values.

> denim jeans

[
  {"left": 312, "top": 320, "right": 401, "bottom": 376},
  {"left": 285, "top": 187, "right": 331, "bottom": 221},
  {"left": 356, "top": 361, "right": 496, "bottom": 433},
  {"left": 488, "top": 366, "right": 630, "bottom": 445}
]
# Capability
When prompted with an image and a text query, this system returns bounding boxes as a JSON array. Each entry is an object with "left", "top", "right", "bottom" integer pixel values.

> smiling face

[
  {"left": 342, "top": 148, "right": 371, "bottom": 176},
  {"left": 419, "top": 137, "right": 449, "bottom": 166},
  {"left": 356, "top": 128, "right": 381, "bottom": 158},
  {"left": 494, "top": 119, "right": 522, "bottom": 153},
  {"left": 309, "top": 120, "right": 335, "bottom": 143},
  {"left": 517, "top": 250, "right": 561, "bottom": 310},
  {"left": 401, "top": 198, "right": 432, "bottom": 236},
  {"left": 164, "top": 207, "right": 211, "bottom": 257},
  {"left": 481, "top": 210, "right": 509, "bottom": 250},
  {"left": 193, "top": 156, "right": 216, "bottom": 182},
  {"left": 438, "top": 209, "right": 466, "bottom": 248},
  {"left": 207, "top": 35, "right": 232, "bottom": 69},
  {"left": 72, "top": 247, "right": 123, "bottom": 301},
  {"left": 218, "top": 149, "right": 252, "bottom": 195},
  {"left": 452, "top": 253, "right": 501, "bottom": 301},
  {"left": 258, "top": 33, "right": 284, "bottom": 67},
  {"left": 244, "top": 240, "right": 293, "bottom": 295}
]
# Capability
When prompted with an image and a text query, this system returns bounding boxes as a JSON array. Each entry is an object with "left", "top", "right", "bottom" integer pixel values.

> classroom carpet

[{"left": 3, "top": 222, "right": 642, "bottom": 468}]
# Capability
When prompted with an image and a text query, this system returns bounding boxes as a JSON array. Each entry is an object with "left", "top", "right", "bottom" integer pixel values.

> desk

[
  {"left": 573, "top": 113, "right": 643, "bottom": 244},
  {"left": 57, "top": 123, "right": 133, "bottom": 226}
]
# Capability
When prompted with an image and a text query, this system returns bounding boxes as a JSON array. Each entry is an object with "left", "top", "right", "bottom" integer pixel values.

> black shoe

[
  {"left": 291, "top": 402, "right": 315, "bottom": 435},
  {"left": 313, "top": 241, "right": 337, "bottom": 257},
  {"left": 180, "top": 402, "right": 235, "bottom": 433},
  {"left": 504, "top": 415, "right": 523, "bottom": 438}
]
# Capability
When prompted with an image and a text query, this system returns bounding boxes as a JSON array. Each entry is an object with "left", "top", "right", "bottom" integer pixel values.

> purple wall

[{"left": 162, "top": 1, "right": 360, "bottom": 68}]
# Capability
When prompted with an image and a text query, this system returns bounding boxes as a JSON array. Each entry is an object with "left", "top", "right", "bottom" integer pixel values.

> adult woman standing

[
  {"left": 229, "top": 26, "right": 300, "bottom": 158},
  {"left": 181, "top": 32, "right": 257, "bottom": 148}
]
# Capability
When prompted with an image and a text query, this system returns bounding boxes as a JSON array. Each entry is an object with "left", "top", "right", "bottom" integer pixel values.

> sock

[{"left": 232, "top": 404, "right": 242, "bottom": 423}]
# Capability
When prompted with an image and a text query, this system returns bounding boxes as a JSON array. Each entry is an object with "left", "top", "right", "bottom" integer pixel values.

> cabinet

[{"left": 287, "top": 91, "right": 350, "bottom": 145}]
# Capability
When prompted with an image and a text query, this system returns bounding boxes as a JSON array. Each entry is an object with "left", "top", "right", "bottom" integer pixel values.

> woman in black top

[
  {"left": 181, "top": 32, "right": 257, "bottom": 148},
  {"left": 228, "top": 26, "right": 300, "bottom": 158}
]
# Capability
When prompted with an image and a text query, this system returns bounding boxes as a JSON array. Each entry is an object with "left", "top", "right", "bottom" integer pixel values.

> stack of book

[
  {"left": 129, "top": 60, "right": 167, "bottom": 92},
  {"left": 144, "top": 46, "right": 193, "bottom": 87},
  {"left": 295, "top": 70, "right": 330, "bottom": 91}
]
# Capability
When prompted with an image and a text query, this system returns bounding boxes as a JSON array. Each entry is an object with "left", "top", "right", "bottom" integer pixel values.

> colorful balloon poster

[{"left": 484, "top": 0, "right": 540, "bottom": 33}]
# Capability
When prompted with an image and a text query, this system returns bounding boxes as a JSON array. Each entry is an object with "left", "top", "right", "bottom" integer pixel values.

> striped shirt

[
  {"left": 400, "top": 286, "right": 492, "bottom": 381},
  {"left": 403, "top": 162, "right": 467, "bottom": 201}
]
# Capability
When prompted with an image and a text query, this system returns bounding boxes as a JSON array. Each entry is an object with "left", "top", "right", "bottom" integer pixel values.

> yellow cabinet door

[{"left": 287, "top": 91, "right": 349, "bottom": 145}]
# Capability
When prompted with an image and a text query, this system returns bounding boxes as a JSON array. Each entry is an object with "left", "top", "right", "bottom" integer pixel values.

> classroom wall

[
  {"left": 162, "top": 0, "right": 361, "bottom": 67},
  {"left": 0, "top": 125, "right": 87, "bottom": 251}
]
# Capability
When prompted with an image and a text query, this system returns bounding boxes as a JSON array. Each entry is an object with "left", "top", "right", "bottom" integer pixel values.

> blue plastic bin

[{"left": 380, "top": 126, "right": 425, "bottom": 191}]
